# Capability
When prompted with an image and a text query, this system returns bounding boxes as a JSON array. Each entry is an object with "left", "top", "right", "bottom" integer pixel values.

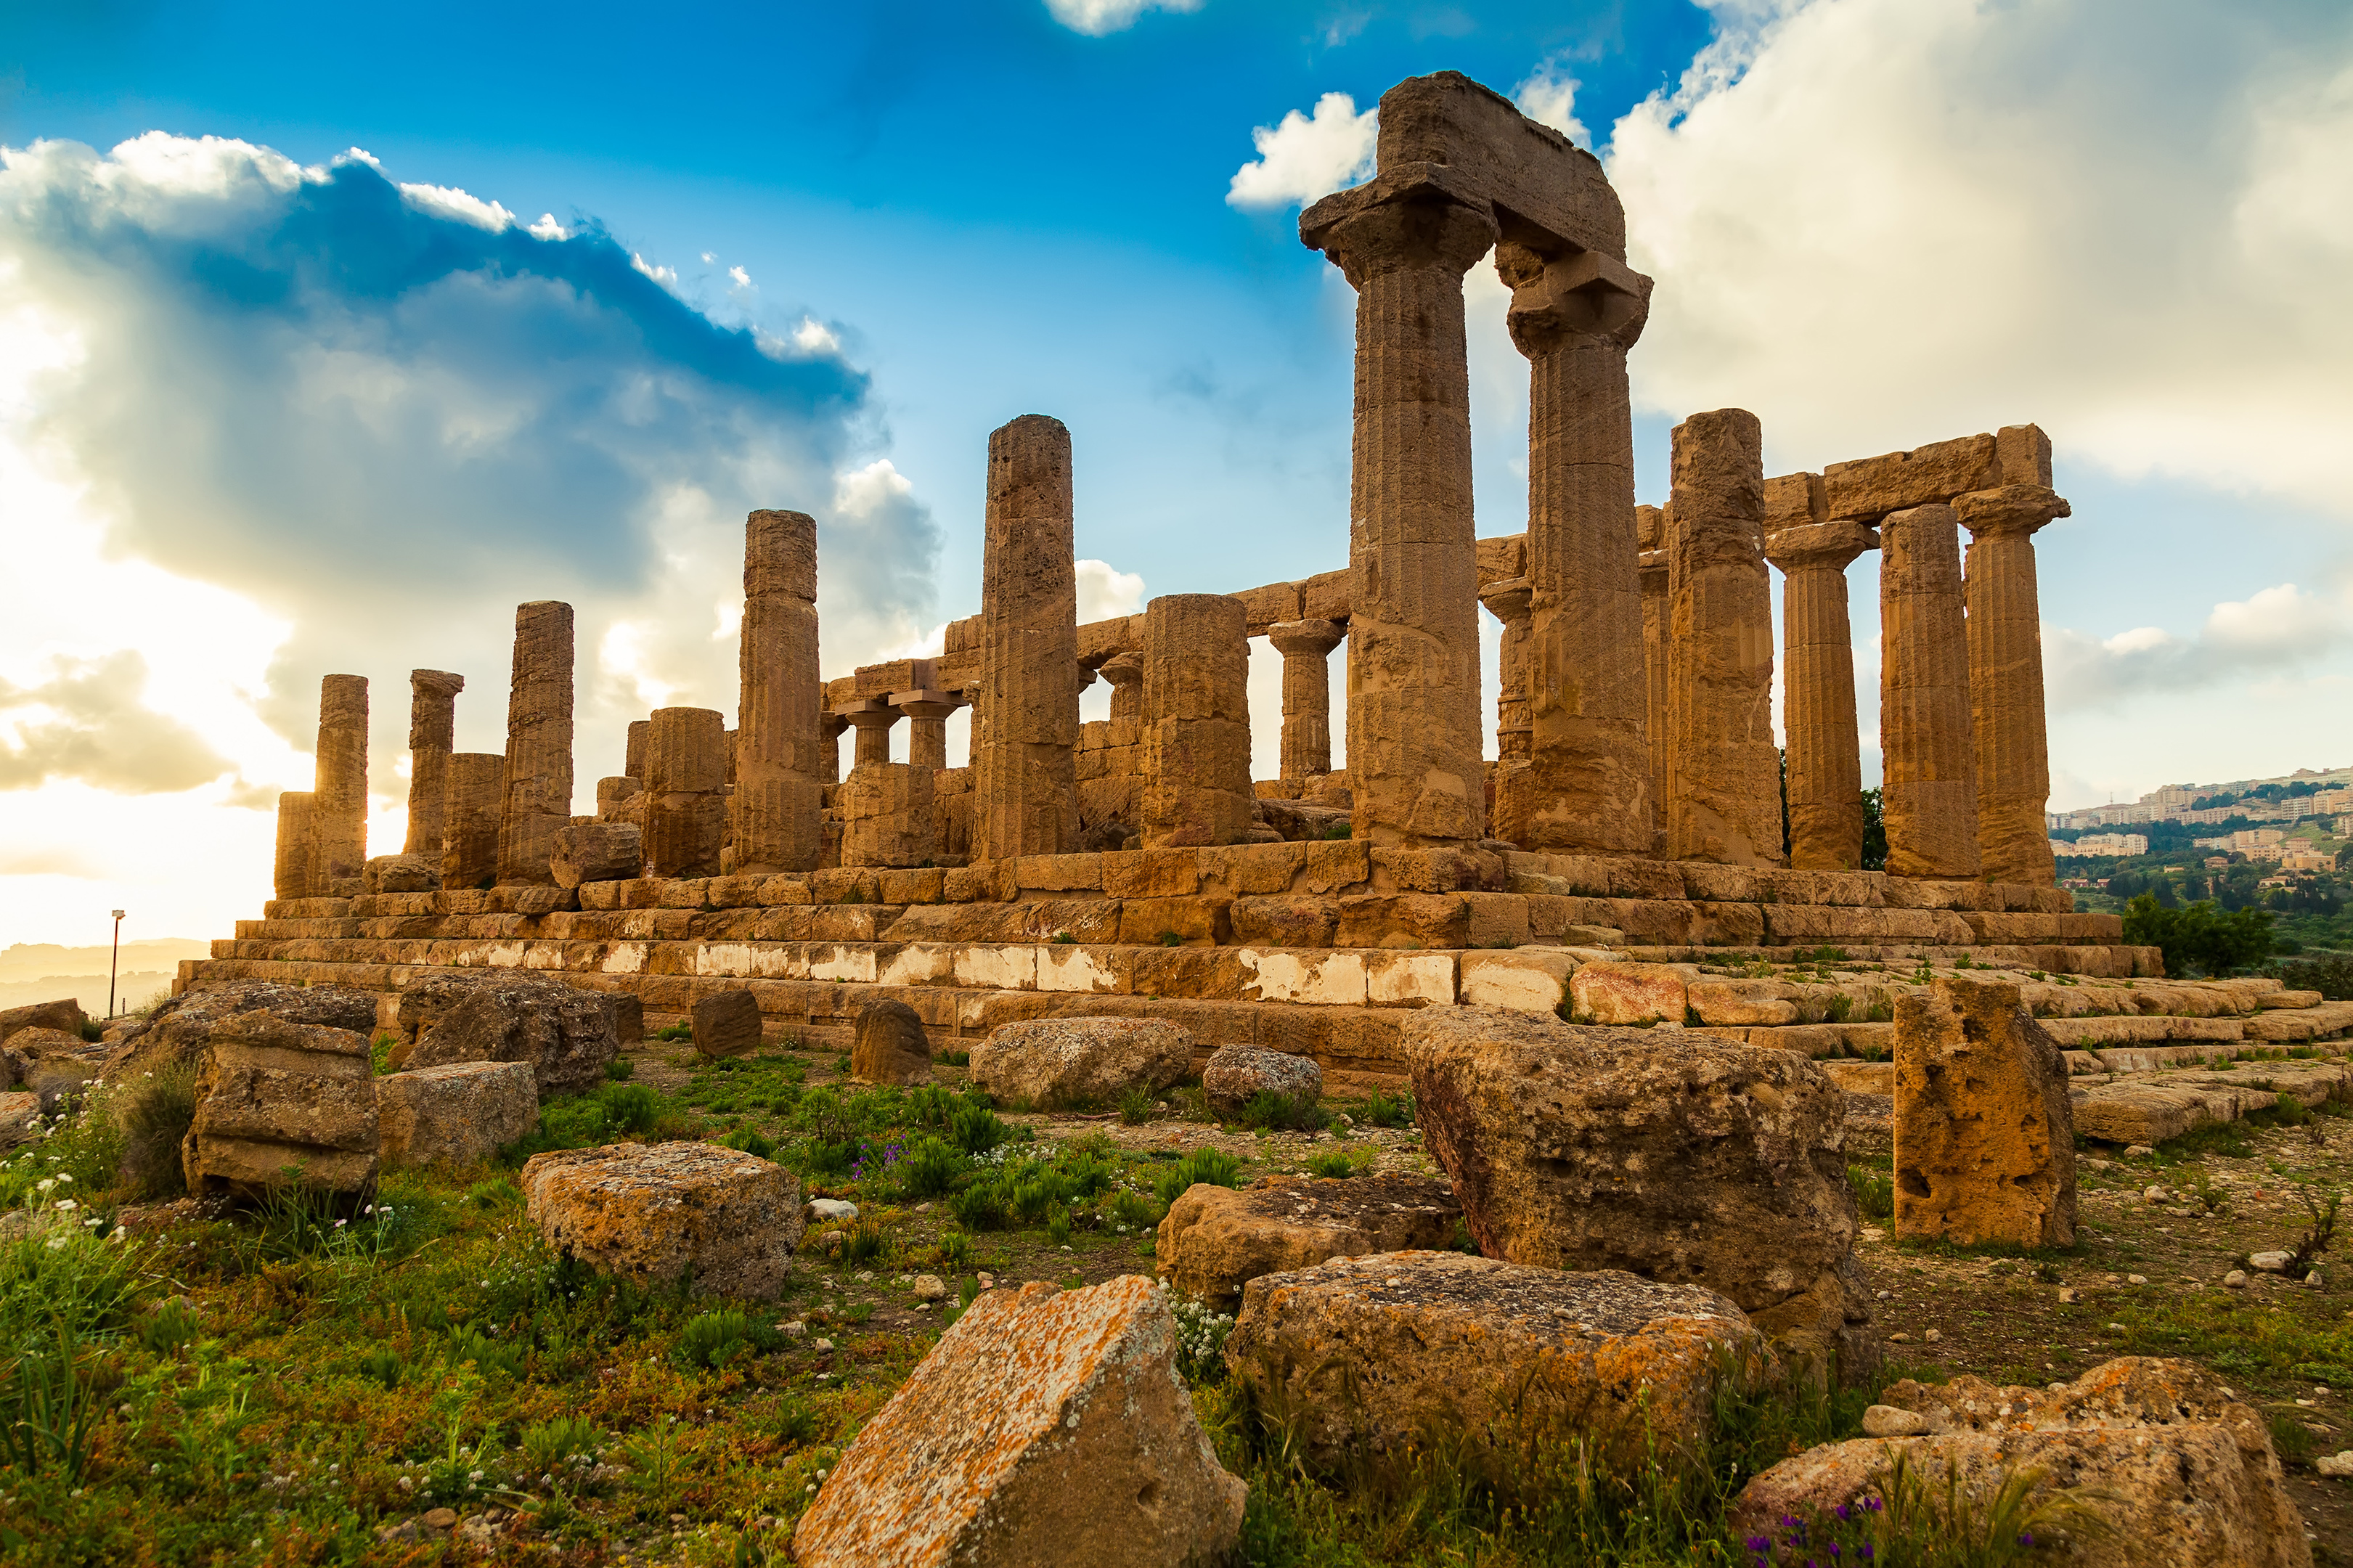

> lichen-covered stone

[
  {"left": 0, "top": 1091, "right": 41, "bottom": 1151},
  {"left": 1406, "top": 1005, "right": 1873, "bottom": 1381},
  {"left": 968, "top": 1018, "right": 1192, "bottom": 1110},
  {"left": 1894, "top": 976, "right": 2076, "bottom": 1247},
  {"left": 1733, "top": 1358, "right": 2309, "bottom": 1568},
  {"left": 1226, "top": 1252, "right": 1761, "bottom": 1490},
  {"left": 1158, "top": 1174, "right": 1459, "bottom": 1308},
  {"left": 376, "top": 1061, "right": 539, "bottom": 1169},
  {"left": 1200, "top": 1043, "right": 1322, "bottom": 1114},
  {"left": 399, "top": 973, "right": 616, "bottom": 1098},
  {"left": 851, "top": 998, "right": 932, "bottom": 1086},
  {"left": 6, "top": 1028, "right": 110, "bottom": 1113},
  {"left": 107, "top": 982, "right": 380, "bottom": 1081},
  {"left": 691, "top": 989, "right": 764, "bottom": 1059},
  {"left": 792, "top": 1275, "right": 1245, "bottom": 1567},
  {"left": 182, "top": 1013, "right": 380, "bottom": 1199},
  {"left": 520, "top": 1140, "right": 802, "bottom": 1298}
]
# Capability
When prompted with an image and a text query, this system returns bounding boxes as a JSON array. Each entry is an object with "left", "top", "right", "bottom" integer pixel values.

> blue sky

[{"left": 4, "top": 0, "right": 2352, "bottom": 946}]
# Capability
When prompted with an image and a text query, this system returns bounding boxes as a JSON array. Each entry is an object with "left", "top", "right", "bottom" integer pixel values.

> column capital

[
  {"left": 1955, "top": 484, "right": 2071, "bottom": 539},
  {"left": 1765, "top": 518, "right": 1880, "bottom": 573},
  {"left": 1266, "top": 618, "right": 1347, "bottom": 658},
  {"left": 818, "top": 711, "right": 849, "bottom": 743},
  {"left": 1476, "top": 576, "right": 1533, "bottom": 626},
  {"left": 1498, "top": 240, "right": 1652, "bottom": 356},
  {"left": 889, "top": 689, "right": 963, "bottom": 722},
  {"left": 408, "top": 669, "right": 465, "bottom": 697},
  {"left": 840, "top": 702, "right": 900, "bottom": 733},
  {"left": 1099, "top": 650, "right": 1144, "bottom": 687},
  {"left": 1300, "top": 171, "right": 1499, "bottom": 290}
]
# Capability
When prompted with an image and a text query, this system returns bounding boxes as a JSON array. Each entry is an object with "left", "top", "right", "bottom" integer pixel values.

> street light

[{"left": 108, "top": 910, "right": 126, "bottom": 1020}]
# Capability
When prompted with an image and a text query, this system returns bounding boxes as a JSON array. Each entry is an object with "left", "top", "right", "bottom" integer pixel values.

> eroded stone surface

[
  {"left": 851, "top": 997, "right": 932, "bottom": 1086},
  {"left": 1226, "top": 1252, "right": 1761, "bottom": 1488},
  {"left": 109, "top": 982, "right": 380, "bottom": 1082},
  {"left": 1200, "top": 1043, "right": 1323, "bottom": 1114},
  {"left": 0, "top": 997, "right": 86, "bottom": 1043},
  {"left": 691, "top": 989, "right": 764, "bottom": 1060},
  {"left": 793, "top": 1275, "right": 1244, "bottom": 1567},
  {"left": 521, "top": 1140, "right": 803, "bottom": 1298},
  {"left": 1406, "top": 1006, "right": 1873, "bottom": 1379},
  {"left": 400, "top": 973, "right": 616, "bottom": 1098},
  {"left": 376, "top": 1061, "right": 539, "bottom": 1169},
  {"left": 1158, "top": 1173, "right": 1459, "bottom": 1307},
  {"left": 1894, "top": 976, "right": 2076, "bottom": 1247},
  {"left": 183, "top": 1012, "right": 379, "bottom": 1199},
  {"left": 968, "top": 1017, "right": 1192, "bottom": 1110},
  {"left": 1732, "top": 1358, "right": 2310, "bottom": 1568}
]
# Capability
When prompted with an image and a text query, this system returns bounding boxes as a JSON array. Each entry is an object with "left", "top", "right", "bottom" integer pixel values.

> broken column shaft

[
  {"left": 273, "top": 793, "right": 314, "bottom": 900},
  {"left": 1636, "top": 505, "right": 1669, "bottom": 852},
  {"left": 1960, "top": 431, "right": 2068, "bottom": 888},
  {"left": 1141, "top": 594, "right": 1254, "bottom": 848},
  {"left": 974, "top": 415, "right": 1080, "bottom": 859},
  {"left": 496, "top": 600, "right": 574, "bottom": 886},
  {"left": 1663, "top": 409, "right": 1782, "bottom": 865},
  {"left": 401, "top": 670, "right": 464, "bottom": 859},
  {"left": 441, "top": 754, "right": 504, "bottom": 891},
  {"left": 644, "top": 706, "right": 727, "bottom": 879},
  {"left": 1880, "top": 504, "right": 1982, "bottom": 880},
  {"left": 1475, "top": 582, "right": 1532, "bottom": 763},
  {"left": 734, "top": 508, "right": 825, "bottom": 875},
  {"left": 310, "top": 674, "right": 370, "bottom": 895}
]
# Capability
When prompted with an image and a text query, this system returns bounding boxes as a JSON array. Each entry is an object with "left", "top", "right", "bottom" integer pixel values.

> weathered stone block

[
  {"left": 521, "top": 1140, "right": 803, "bottom": 1297},
  {"left": 1200, "top": 1042, "right": 1322, "bottom": 1113},
  {"left": 376, "top": 1061, "right": 539, "bottom": 1169},
  {"left": 0, "top": 997, "right": 84, "bottom": 1044},
  {"left": 692, "top": 989, "right": 764, "bottom": 1058},
  {"left": 851, "top": 997, "right": 932, "bottom": 1085},
  {"left": 550, "top": 822, "right": 643, "bottom": 889},
  {"left": 968, "top": 1017, "right": 1192, "bottom": 1109},
  {"left": 1158, "top": 1174, "right": 1459, "bottom": 1307},
  {"left": 1567, "top": 961, "right": 1689, "bottom": 1026},
  {"left": 400, "top": 973, "right": 617, "bottom": 1098},
  {"left": 183, "top": 1013, "right": 380, "bottom": 1199},
  {"left": 1894, "top": 977, "right": 2076, "bottom": 1248}
]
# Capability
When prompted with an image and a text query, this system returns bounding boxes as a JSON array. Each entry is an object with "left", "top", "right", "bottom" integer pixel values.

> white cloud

[
  {"left": 629, "top": 251, "right": 679, "bottom": 288},
  {"left": 1601, "top": 0, "right": 2353, "bottom": 518},
  {"left": 1044, "top": 0, "right": 1201, "bottom": 36},
  {"left": 396, "top": 182, "right": 515, "bottom": 232},
  {"left": 729, "top": 265, "right": 751, "bottom": 288},
  {"left": 1226, "top": 92, "right": 1378, "bottom": 211},
  {"left": 1074, "top": 559, "right": 1145, "bottom": 622},
  {"left": 793, "top": 316, "right": 841, "bottom": 355},
  {"left": 2044, "top": 583, "right": 2353, "bottom": 714},
  {"left": 1513, "top": 62, "right": 1589, "bottom": 147},
  {"left": 527, "top": 213, "right": 569, "bottom": 242}
]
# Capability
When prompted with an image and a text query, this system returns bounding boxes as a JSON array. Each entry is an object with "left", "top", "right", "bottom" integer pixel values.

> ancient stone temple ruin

[{"left": 186, "top": 72, "right": 2346, "bottom": 1087}]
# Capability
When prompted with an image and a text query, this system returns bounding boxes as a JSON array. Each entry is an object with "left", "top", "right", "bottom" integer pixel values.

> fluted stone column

[
  {"left": 844, "top": 704, "right": 898, "bottom": 769},
  {"left": 1881, "top": 505, "right": 1982, "bottom": 880},
  {"left": 735, "top": 508, "right": 825, "bottom": 875},
  {"left": 897, "top": 694, "right": 960, "bottom": 775},
  {"left": 1636, "top": 505, "right": 1669, "bottom": 852},
  {"left": 1101, "top": 653, "right": 1144, "bottom": 721},
  {"left": 1664, "top": 409, "right": 1783, "bottom": 866},
  {"left": 441, "top": 754, "right": 505, "bottom": 891},
  {"left": 496, "top": 601, "right": 574, "bottom": 886},
  {"left": 1475, "top": 582, "right": 1533, "bottom": 762},
  {"left": 1961, "top": 484, "right": 2069, "bottom": 887},
  {"left": 1301, "top": 178, "right": 1497, "bottom": 849},
  {"left": 975, "top": 415, "right": 1080, "bottom": 860},
  {"left": 311, "top": 674, "right": 370, "bottom": 894},
  {"left": 401, "top": 670, "right": 464, "bottom": 859},
  {"left": 1141, "top": 595, "right": 1255, "bottom": 848},
  {"left": 644, "top": 706, "right": 727, "bottom": 879},
  {"left": 1495, "top": 242, "right": 1655, "bottom": 853},
  {"left": 273, "top": 792, "right": 315, "bottom": 900},
  {"left": 820, "top": 712, "right": 849, "bottom": 783},
  {"left": 1765, "top": 478, "right": 1877, "bottom": 872},
  {"left": 1266, "top": 619, "right": 1346, "bottom": 783},
  {"left": 625, "top": 720, "right": 649, "bottom": 782}
]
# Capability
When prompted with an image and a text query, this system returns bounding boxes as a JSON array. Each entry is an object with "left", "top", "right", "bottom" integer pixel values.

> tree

[
  {"left": 1858, "top": 788, "right": 1886, "bottom": 872},
  {"left": 2122, "top": 893, "right": 2275, "bottom": 977}
]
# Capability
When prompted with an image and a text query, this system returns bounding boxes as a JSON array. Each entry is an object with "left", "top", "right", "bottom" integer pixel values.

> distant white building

[
  {"left": 2051, "top": 833, "right": 2148, "bottom": 857},
  {"left": 2193, "top": 828, "right": 2286, "bottom": 854}
]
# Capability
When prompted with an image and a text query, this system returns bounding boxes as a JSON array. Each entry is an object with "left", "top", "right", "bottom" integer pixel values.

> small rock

[
  {"left": 2307, "top": 1270, "right": 2326, "bottom": 1289},
  {"left": 2124, "top": 1144, "right": 2155, "bottom": 1158},
  {"left": 912, "top": 1274, "right": 947, "bottom": 1302},
  {"left": 2083, "top": 1158, "right": 2112, "bottom": 1172},
  {"left": 1888, "top": 1331, "right": 1912, "bottom": 1343},
  {"left": 1922, "top": 1328, "right": 1941, "bottom": 1342},
  {"left": 2127, "top": 1273, "right": 2148, "bottom": 1285},
  {"left": 422, "top": 1507, "right": 459, "bottom": 1530},
  {"left": 2223, "top": 1270, "right": 2248, "bottom": 1289},
  {"left": 2057, "top": 1288, "right": 2079, "bottom": 1303},
  {"left": 2251, "top": 1251, "right": 2293, "bottom": 1274},
  {"left": 779, "top": 1320, "right": 807, "bottom": 1336},
  {"left": 2143, "top": 1185, "right": 2168, "bottom": 1204},
  {"left": 1861, "top": 1404, "right": 1928, "bottom": 1437},
  {"left": 807, "top": 1199, "right": 860, "bottom": 1223},
  {"left": 2317, "top": 1451, "right": 2353, "bottom": 1478},
  {"left": 812, "top": 1338, "right": 835, "bottom": 1352}
]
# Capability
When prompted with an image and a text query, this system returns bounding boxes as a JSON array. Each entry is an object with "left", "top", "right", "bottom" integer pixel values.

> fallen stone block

[
  {"left": 792, "top": 1275, "right": 1245, "bottom": 1567},
  {"left": 183, "top": 1013, "right": 380, "bottom": 1199},
  {"left": 1157, "top": 1174, "right": 1459, "bottom": 1307},
  {"left": 550, "top": 822, "right": 643, "bottom": 889},
  {"left": 1200, "top": 1043, "right": 1322, "bottom": 1114},
  {"left": 969, "top": 1017, "right": 1192, "bottom": 1110},
  {"left": 691, "top": 989, "right": 764, "bottom": 1059},
  {"left": 521, "top": 1140, "right": 803, "bottom": 1298},
  {"left": 1894, "top": 977, "right": 2076, "bottom": 1248},
  {"left": 401, "top": 973, "right": 617, "bottom": 1098},
  {"left": 362, "top": 854, "right": 441, "bottom": 894},
  {"left": 1225, "top": 1252, "right": 1762, "bottom": 1490},
  {"left": 1406, "top": 1006, "right": 1873, "bottom": 1380},
  {"left": 376, "top": 1061, "right": 539, "bottom": 1169},
  {"left": 107, "top": 981, "right": 380, "bottom": 1079},
  {"left": 1733, "top": 1357, "right": 2308, "bottom": 1568},
  {"left": 0, "top": 997, "right": 85, "bottom": 1044},
  {"left": 5, "top": 1028, "right": 110, "bottom": 1114},
  {"left": 850, "top": 997, "right": 933, "bottom": 1085}
]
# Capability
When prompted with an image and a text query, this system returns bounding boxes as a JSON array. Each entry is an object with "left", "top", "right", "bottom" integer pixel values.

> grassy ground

[{"left": 3, "top": 1039, "right": 2349, "bottom": 1564}]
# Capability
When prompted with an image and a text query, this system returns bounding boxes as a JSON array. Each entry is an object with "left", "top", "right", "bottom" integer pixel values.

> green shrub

[
  {"left": 653, "top": 1021, "right": 693, "bottom": 1042},
  {"left": 1236, "top": 1090, "right": 1327, "bottom": 1132},
  {"left": 949, "top": 1179, "right": 1009, "bottom": 1230},
  {"left": 1847, "top": 1164, "right": 1895, "bottom": 1221},
  {"left": 721, "top": 1127, "right": 775, "bottom": 1159},
  {"left": 1353, "top": 1090, "right": 1413, "bottom": 1129},
  {"left": 2123, "top": 892, "right": 2275, "bottom": 976},
  {"left": 114, "top": 1065, "right": 197, "bottom": 1200},
  {"left": 1045, "top": 1209, "right": 1072, "bottom": 1246},
  {"left": 674, "top": 1307, "right": 775, "bottom": 1370},
  {"left": 952, "top": 1104, "right": 1009, "bottom": 1156},
  {"left": 600, "top": 1082, "right": 660, "bottom": 1135},
  {"left": 934, "top": 1230, "right": 973, "bottom": 1270},
  {"left": 1305, "top": 1149, "right": 1359, "bottom": 1179},
  {"left": 938, "top": 1048, "right": 971, "bottom": 1067},
  {"left": 136, "top": 1296, "right": 202, "bottom": 1355},
  {"left": 1152, "top": 1148, "right": 1243, "bottom": 1207},
  {"left": 898, "top": 1136, "right": 964, "bottom": 1199},
  {"left": 1119, "top": 1086, "right": 1159, "bottom": 1125},
  {"left": 354, "top": 1347, "right": 405, "bottom": 1389},
  {"left": 604, "top": 1057, "right": 636, "bottom": 1081},
  {"left": 444, "top": 1325, "right": 526, "bottom": 1380},
  {"left": 521, "top": 1414, "right": 601, "bottom": 1474}
]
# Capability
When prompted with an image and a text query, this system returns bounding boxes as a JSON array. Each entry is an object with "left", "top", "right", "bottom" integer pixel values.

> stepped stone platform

[{"left": 175, "top": 843, "right": 2344, "bottom": 1093}]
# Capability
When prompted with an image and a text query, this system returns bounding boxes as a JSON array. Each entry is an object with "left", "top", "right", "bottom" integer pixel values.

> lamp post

[{"left": 108, "top": 910, "right": 125, "bottom": 1019}]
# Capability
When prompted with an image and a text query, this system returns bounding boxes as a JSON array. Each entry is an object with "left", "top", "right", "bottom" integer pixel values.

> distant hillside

[
  {"left": 0, "top": 939, "right": 209, "bottom": 1018},
  {"left": 0, "top": 972, "right": 179, "bottom": 1017}
]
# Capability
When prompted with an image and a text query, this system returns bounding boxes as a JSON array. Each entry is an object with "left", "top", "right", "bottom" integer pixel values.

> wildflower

[
  {"left": 55, "top": 1199, "right": 77, "bottom": 1212},
  {"left": 55, "top": 1173, "right": 71, "bottom": 1183}
]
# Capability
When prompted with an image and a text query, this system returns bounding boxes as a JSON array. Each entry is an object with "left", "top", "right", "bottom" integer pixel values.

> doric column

[
  {"left": 1663, "top": 409, "right": 1783, "bottom": 865},
  {"left": 843, "top": 703, "right": 898, "bottom": 769},
  {"left": 273, "top": 792, "right": 314, "bottom": 900},
  {"left": 1100, "top": 652, "right": 1144, "bottom": 720},
  {"left": 974, "top": 414, "right": 1080, "bottom": 859},
  {"left": 1300, "top": 175, "right": 1498, "bottom": 848},
  {"left": 401, "top": 670, "right": 464, "bottom": 859},
  {"left": 1141, "top": 594, "right": 1254, "bottom": 848},
  {"left": 820, "top": 712, "right": 849, "bottom": 783},
  {"left": 734, "top": 508, "right": 824, "bottom": 874},
  {"left": 1764, "top": 483, "right": 1877, "bottom": 872},
  {"left": 1880, "top": 505, "right": 1982, "bottom": 880},
  {"left": 625, "top": 719, "right": 649, "bottom": 781},
  {"left": 1636, "top": 505, "right": 1669, "bottom": 851},
  {"left": 1960, "top": 483, "right": 2069, "bottom": 887},
  {"left": 1265, "top": 619, "right": 1346, "bottom": 783},
  {"left": 310, "top": 674, "right": 370, "bottom": 894},
  {"left": 895, "top": 693, "right": 961, "bottom": 775},
  {"left": 495, "top": 600, "right": 574, "bottom": 886},
  {"left": 644, "top": 706, "right": 727, "bottom": 879},
  {"left": 441, "top": 754, "right": 505, "bottom": 891},
  {"left": 1494, "top": 242, "right": 1655, "bottom": 853},
  {"left": 1475, "top": 582, "right": 1532, "bottom": 762}
]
